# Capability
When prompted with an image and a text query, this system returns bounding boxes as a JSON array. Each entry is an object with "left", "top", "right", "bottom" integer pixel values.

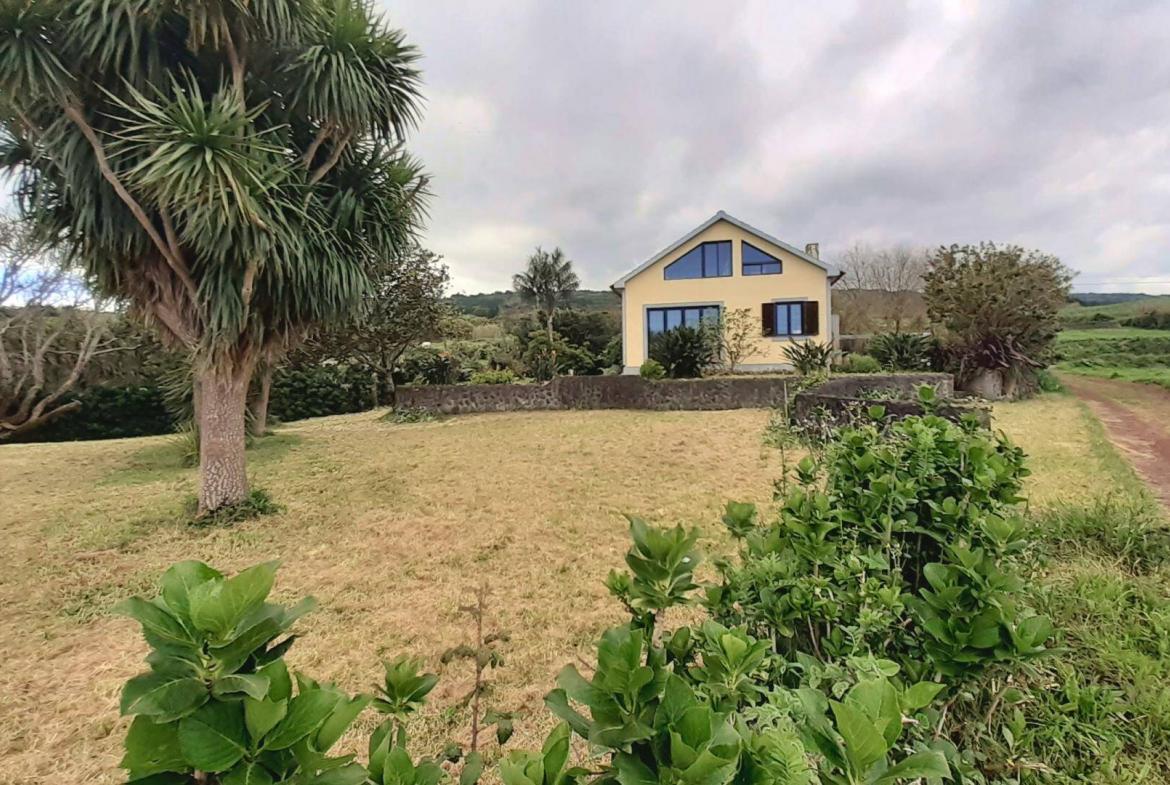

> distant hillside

[
  {"left": 1060, "top": 293, "right": 1170, "bottom": 328},
  {"left": 448, "top": 289, "right": 620, "bottom": 318}
]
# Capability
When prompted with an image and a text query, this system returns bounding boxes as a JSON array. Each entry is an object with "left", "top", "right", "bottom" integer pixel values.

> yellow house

[{"left": 611, "top": 211, "right": 843, "bottom": 373}]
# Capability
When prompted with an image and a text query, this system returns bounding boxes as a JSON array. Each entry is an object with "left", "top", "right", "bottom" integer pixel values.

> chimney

[{"left": 804, "top": 242, "right": 820, "bottom": 259}]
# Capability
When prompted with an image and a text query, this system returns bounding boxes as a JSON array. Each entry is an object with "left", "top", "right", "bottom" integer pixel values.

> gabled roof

[{"left": 610, "top": 210, "right": 840, "bottom": 289}]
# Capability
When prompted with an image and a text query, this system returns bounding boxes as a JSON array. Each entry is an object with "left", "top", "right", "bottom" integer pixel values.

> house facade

[{"left": 611, "top": 211, "right": 843, "bottom": 373}]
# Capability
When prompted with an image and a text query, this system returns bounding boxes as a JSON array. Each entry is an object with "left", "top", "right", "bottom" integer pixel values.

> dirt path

[{"left": 1062, "top": 374, "right": 1170, "bottom": 510}]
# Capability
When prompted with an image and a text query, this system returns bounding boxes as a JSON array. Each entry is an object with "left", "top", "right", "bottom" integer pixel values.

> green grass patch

[
  {"left": 1057, "top": 327, "right": 1170, "bottom": 341},
  {"left": 1053, "top": 325, "right": 1170, "bottom": 390},
  {"left": 101, "top": 431, "right": 302, "bottom": 486},
  {"left": 1057, "top": 365, "right": 1170, "bottom": 389},
  {"left": 1007, "top": 403, "right": 1170, "bottom": 779}
]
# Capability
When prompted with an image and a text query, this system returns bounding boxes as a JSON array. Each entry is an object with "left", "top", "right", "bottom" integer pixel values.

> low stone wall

[
  {"left": 394, "top": 373, "right": 954, "bottom": 415},
  {"left": 791, "top": 391, "right": 991, "bottom": 428},
  {"left": 814, "top": 373, "right": 954, "bottom": 398}
]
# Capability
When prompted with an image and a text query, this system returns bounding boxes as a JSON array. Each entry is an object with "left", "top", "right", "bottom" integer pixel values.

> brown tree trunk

[
  {"left": 249, "top": 365, "right": 273, "bottom": 437},
  {"left": 198, "top": 362, "right": 253, "bottom": 514}
]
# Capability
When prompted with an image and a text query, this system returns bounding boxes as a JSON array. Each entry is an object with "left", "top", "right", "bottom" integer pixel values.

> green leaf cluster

[
  {"left": 117, "top": 560, "right": 443, "bottom": 785},
  {"left": 605, "top": 517, "right": 701, "bottom": 626},
  {"left": 712, "top": 411, "right": 1047, "bottom": 680}
]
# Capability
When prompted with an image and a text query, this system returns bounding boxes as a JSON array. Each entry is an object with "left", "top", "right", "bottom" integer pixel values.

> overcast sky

[{"left": 385, "top": 0, "right": 1170, "bottom": 295}]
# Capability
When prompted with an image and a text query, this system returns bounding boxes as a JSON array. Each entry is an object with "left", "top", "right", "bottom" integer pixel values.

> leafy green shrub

[
  {"left": 521, "top": 331, "right": 597, "bottom": 380},
  {"left": 116, "top": 562, "right": 501, "bottom": 785},
  {"left": 541, "top": 517, "right": 960, "bottom": 785},
  {"left": 639, "top": 359, "right": 666, "bottom": 380},
  {"left": 868, "top": 332, "right": 935, "bottom": 370},
  {"left": 399, "top": 347, "right": 465, "bottom": 385},
  {"left": 16, "top": 384, "right": 175, "bottom": 442},
  {"left": 115, "top": 561, "right": 373, "bottom": 784},
  {"left": 783, "top": 339, "right": 834, "bottom": 375},
  {"left": 172, "top": 421, "right": 202, "bottom": 468},
  {"left": 469, "top": 369, "right": 519, "bottom": 385},
  {"left": 1123, "top": 309, "right": 1170, "bottom": 329},
  {"left": 649, "top": 325, "right": 716, "bottom": 378},
  {"left": 600, "top": 335, "right": 622, "bottom": 369},
  {"left": 1036, "top": 367, "right": 1064, "bottom": 392},
  {"left": 716, "top": 406, "right": 1041, "bottom": 676},
  {"left": 838, "top": 353, "right": 881, "bottom": 373}
]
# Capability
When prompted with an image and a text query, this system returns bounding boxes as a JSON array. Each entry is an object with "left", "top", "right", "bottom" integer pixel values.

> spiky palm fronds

[
  {"left": 0, "top": 0, "right": 429, "bottom": 362},
  {"left": 512, "top": 246, "right": 580, "bottom": 331}
]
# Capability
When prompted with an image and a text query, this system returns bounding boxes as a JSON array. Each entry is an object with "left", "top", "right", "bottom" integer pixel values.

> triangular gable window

[
  {"left": 664, "top": 241, "right": 732, "bottom": 280},
  {"left": 743, "top": 242, "right": 782, "bottom": 275}
]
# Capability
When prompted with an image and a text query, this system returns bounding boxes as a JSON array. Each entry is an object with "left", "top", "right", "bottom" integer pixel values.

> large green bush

[
  {"left": 639, "top": 359, "right": 666, "bottom": 380},
  {"left": 838, "top": 353, "right": 881, "bottom": 374},
  {"left": 711, "top": 408, "right": 1044, "bottom": 679},
  {"left": 269, "top": 365, "right": 374, "bottom": 421},
  {"left": 649, "top": 326, "right": 716, "bottom": 378},
  {"left": 783, "top": 340, "right": 834, "bottom": 375},
  {"left": 868, "top": 332, "right": 936, "bottom": 371}
]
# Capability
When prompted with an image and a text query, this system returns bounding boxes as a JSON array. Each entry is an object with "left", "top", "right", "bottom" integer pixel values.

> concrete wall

[
  {"left": 394, "top": 373, "right": 954, "bottom": 416},
  {"left": 815, "top": 373, "right": 954, "bottom": 398}
]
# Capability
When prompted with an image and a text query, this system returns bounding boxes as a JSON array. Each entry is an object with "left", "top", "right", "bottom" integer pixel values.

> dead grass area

[
  {"left": 0, "top": 409, "right": 779, "bottom": 784},
  {"left": 992, "top": 393, "right": 1111, "bottom": 509},
  {"left": 0, "top": 397, "right": 1120, "bottom": 784}
]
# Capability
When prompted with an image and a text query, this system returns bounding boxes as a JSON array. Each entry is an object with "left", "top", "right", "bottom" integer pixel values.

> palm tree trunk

[
  {"left": 198, "top": 361, "right": 253, "bottom": 514},
  {"left": 249, "top": 365, "right": 273, "bottom": 437}
]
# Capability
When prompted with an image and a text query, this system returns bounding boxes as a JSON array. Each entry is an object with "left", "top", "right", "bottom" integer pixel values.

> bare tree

[
  {"left": 0, "top": 218, "right": 119, "bottom": 440},
  {"left": 837, "top": 243, "right": 929, "bottom": 333},
  {"left": 717, "top": 308, "right": 762, "bottom": 374}
]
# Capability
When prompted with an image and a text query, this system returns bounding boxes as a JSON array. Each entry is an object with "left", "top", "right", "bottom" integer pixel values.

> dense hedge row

[
  {"left": 268, "top": 365, "right": 377, "bottom": 421},
  {"left": 17, "top": 365, "right": 379, "bottom": 443},
  {"left": 16, "top": 386, "right": 175, "bottom": 442}
]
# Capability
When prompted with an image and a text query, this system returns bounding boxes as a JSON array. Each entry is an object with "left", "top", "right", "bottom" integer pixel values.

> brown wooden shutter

[
  {"left": 802, "top": 301, "right": 820, "bottom": 336},
  {"left": 761, "top": 303, "right": 775, "bottom": 336}
]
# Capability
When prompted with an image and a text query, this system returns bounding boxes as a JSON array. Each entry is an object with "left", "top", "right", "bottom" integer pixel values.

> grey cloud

[{"left": 386, "top": 0, "right": 1170, "bottom": 293}]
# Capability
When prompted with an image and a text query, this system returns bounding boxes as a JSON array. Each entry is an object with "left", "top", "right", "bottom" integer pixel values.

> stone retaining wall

[
  {"left": 791, "top": 391, "right": 991, "bottom": 428},
  {"left": 394, "top": 373, "right": 954, "bottom": 415}
]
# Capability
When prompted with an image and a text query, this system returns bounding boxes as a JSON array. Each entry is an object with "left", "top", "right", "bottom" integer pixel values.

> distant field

[
  {"left": 1055, "top": 325, "right": 1170, "bottom": 389},
  {"left": 1058, "top": 327, "right": 1170, "bottom": 342},
  {"left": 1060, "top": 294, "right": 1170, "bottom": 328}
]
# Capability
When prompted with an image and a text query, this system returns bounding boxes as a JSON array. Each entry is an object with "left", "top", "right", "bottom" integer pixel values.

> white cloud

[{"left": 382, "top": 2, "right": 1170, "bottom": 293}]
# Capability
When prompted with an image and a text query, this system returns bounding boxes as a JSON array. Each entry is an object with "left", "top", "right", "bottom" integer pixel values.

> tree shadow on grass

[{"left": 100, "top": 431, "right": 303, "bottom": 487}]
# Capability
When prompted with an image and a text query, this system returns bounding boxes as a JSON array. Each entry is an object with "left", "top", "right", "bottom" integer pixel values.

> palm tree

[
  {"left": 0, "top": 0, "right": 428, "bottom": 513},
  {"left": 512, "top": 247, "right": 580, "bottom": 344}
]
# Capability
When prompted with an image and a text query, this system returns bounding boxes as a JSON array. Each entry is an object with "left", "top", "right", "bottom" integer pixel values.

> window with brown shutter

[
  {"left": 765, "top": 301, "right": 819, "bottom": 337},
  {"left": 802, "top": 301, "right": 820, "bottom": 336}
]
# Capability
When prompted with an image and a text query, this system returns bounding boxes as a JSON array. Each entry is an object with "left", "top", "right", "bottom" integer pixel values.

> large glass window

[
  {"left": 664, "top": 241, "right": 732, "bottom": 280},
  {"left": 647, "top": 305, "right": 720, "bottom": 342},
  {"left": 773, "top": 302, "right": 806, "bottom": 336},
  {"left": 742, "top": 242, "right": 782, "bottom": 276}
]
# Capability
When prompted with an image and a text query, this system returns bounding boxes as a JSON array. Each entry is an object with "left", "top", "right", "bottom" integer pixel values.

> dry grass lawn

[{"left": 0, "top": 396, "right": 1114, "bottom": 784}]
